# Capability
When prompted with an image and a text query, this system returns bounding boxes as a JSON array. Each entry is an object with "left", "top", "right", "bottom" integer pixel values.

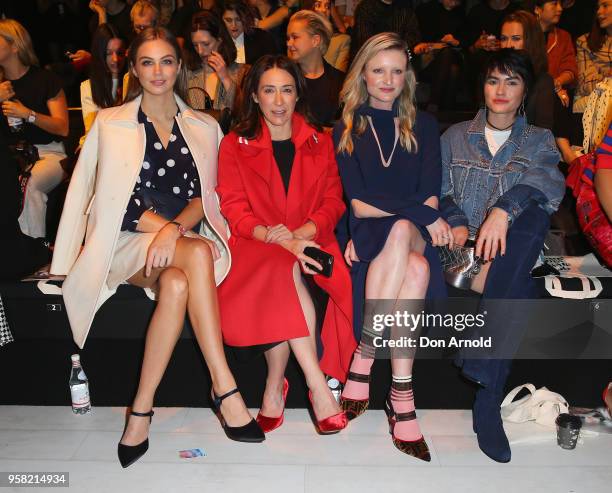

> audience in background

[
  {"left": 0, "top": 132, "right": 52, "bottom": 280},
  {"left": 222, "top": 0, "right": 278, "bottom": 65},
  {"left": 533, "top": 1, "right": 576, "bottom": 105},
  {"left": 304, "top": 0, "right": 351, "bottom": 72},
  {"left": 287, "top": 10, "right": 345, "bottom": 126},
  {"left": 334, "top": 0, "right": 361, "bottom": 28},
  {"left": 80, "top": 24, "right": 127, "bottom": 135},
  {"left": 89, "top": 0, "right": 133, "bottom": 42},
  {"left": 184, "top": 10, "right": 248, "bottom": 111},
  {"left": 558, "top": 0, "right": 598, "bottom": 41},
  {"left": 130, "top": 0, "right": 160, "bottom": 39},
  {"left": 0, "top": 19, "right": 69, "bottom": 240},
  {"left": 416, "top": 0, "right": 466, "bottom": 111},
  {"left": 464, "top": 0, "right": 520, "bottom": 98},
  {"left": 574, "top": 0, "right": 612, "bottom": 113},
  {"left": 350, "top": 0, "right": 421, "bottom": 60},
  {"left": 500, "top": 11, "right": 555, "bottom": 130},
  {"left": 531, "top": 0, "right": 578, "bottom": 162},
  {"left": 249, "top": 0, "right": 298, "bottom": 51}
]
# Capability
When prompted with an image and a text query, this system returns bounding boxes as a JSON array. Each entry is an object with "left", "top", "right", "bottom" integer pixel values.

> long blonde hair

[
  {"left": 0, "top": 19, "right": 39, "bottom": 69},
  {"left": 337, "top": 32, "right": 417, "bottom": 155}
]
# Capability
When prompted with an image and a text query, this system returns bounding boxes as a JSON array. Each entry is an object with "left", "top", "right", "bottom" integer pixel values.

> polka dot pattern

[{"left": 121, "top": 107, "right": 202, "bottom": 232}]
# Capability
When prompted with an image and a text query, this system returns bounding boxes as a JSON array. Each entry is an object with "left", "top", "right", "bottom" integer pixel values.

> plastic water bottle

[
  {"left": 7, "top": 115, "right": 23, "bottom": 133},
  {"left": 6, "top": 98, "right": 24, "bottom": 133},
  {"left": 69, "top": 354, "right": 91, "bottom": 414}
]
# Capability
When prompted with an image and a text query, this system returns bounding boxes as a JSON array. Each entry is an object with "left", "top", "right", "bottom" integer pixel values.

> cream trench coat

[{"left": 50, "top": 95, "right": 231, "bottom": 348}]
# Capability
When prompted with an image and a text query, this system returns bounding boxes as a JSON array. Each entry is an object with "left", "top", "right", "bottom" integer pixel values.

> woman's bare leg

[
  {"left": 120, "top": 267, "right": 189, "bottom": 446},
  {"left": 122, "top": 238, "right": 251, "bottom": 438},
  {"left": 169, "top": 238, "right": 252, "bottom": 427},
  {"left": 288, "top": 262, "right": 340, "bottom": 420},
  {"left": 259, "top": 342, "right": 290, "bottom": 417},
  {"left": 343, "top": 220, "right": 425, "bottom": 401},
  {"left": 390, "top": 251, "right": 429, "bottom": 441}
]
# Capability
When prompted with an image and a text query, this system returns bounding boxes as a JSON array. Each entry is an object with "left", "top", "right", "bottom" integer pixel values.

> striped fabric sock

[
  {"left": 390, "top": 375, "right": 423, "bottom": 441},
  {"left": 341, "top": 325, "right": 377, "bottom": 400}
]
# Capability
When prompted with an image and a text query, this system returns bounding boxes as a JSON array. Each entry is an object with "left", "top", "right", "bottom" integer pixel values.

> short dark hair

[
  {"left": 482, "top": 48, "right": 535, "bottom": 97},
  {"left": 502, "top": 10, "right": 548, "bottom": 75},
  {"left": 232, "top": 54, "right": 321, "bottom": 139},
  {"left": 222, "top": 0, "right": 257, "bottom": 34},
  {"left": 184, "top": 10, "right": 237, "bottom": 71},
  {"left": 89, "top": 23, "right": 126, "bottom": 109},
  {"left": 125, "top": 27, "right": 189, "bottom": 102}
]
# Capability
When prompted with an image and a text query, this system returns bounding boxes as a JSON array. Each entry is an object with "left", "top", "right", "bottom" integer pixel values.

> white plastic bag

[{"left": 501, "top": 383, "right": 569, "bottom": 428}]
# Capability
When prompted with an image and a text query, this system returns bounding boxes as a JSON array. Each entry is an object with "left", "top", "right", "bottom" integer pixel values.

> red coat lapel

[
  {"left": 286, "top": 114, "right": 327, "bottom": 224},
  {"left": 236, "top": 114, "right": 328, "bottom": 224}
]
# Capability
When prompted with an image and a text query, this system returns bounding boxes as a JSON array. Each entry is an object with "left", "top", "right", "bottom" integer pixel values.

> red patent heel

[
  {"left": 256, "top": 378, "right": 289, "bottom": 433},
  {"left": 307, "top": 390, "right": 348, "bottom": 435}
]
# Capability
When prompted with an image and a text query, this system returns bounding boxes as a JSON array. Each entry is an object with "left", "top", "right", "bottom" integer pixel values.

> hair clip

[{"left": 406, "top": 47, "right": 412, "bottom": 62}]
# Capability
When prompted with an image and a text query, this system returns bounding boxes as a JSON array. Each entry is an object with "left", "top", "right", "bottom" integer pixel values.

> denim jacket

[{"left": 440, "top": 109, "right": 564, "bottom": 235}]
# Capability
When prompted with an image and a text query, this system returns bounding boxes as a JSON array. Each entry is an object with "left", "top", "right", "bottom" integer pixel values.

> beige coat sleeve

[{"left": 50, "top": 117, "right": 100, "bottom": 275}]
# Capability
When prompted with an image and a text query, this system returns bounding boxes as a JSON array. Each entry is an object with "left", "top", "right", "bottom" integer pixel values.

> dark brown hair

[
  {"left": 89, "top": 24, "right": 126, "bottom": 109},
  {"left": 502, "top": 10, "right": 548, "bottom": 75},
  {"left": 124, "top": 27, "right": 189, "bottom": 102},
  {"left": 232, "top": 54, "right": 320, "bottom": 138},
  {"left": 222, "top": 0, "right": 257, "bottom": 34},
  {"left": 184, "top": 10, "right": 237, "bottom": 71}
]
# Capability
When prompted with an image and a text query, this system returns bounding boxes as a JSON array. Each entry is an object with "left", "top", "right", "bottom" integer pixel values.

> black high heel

[
  {"left": 210, "top": 388, "right": 265, "bottom": 443},
  {"left": 117, "top": 409, "right": 154, "bottom": 468}
]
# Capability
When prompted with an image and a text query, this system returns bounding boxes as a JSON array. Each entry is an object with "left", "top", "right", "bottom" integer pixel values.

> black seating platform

[{"left": 1, "top": 281, "right": 611, "bottom": 410}]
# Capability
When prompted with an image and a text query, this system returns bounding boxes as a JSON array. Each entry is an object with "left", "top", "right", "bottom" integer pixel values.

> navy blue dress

[
  {"left": 121, "top": 107, "right": 201, "bottom": 231},
  {"left": 333, "top": 105, "right": 447, "bottom": 339}
]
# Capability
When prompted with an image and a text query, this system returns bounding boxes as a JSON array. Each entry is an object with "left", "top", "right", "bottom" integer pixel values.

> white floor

[{"left": 0, "top": 406, "right": 610, "bottom": 492}]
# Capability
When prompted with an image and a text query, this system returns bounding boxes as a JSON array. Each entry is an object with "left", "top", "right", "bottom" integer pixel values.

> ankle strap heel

[{"left": 210, "top": 387, "right": 265, "bottom": 443}]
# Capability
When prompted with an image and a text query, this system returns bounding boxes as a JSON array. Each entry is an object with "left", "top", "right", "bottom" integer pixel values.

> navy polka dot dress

[{"left": 121, "top": 107, "right": 202, "bottom": 231}]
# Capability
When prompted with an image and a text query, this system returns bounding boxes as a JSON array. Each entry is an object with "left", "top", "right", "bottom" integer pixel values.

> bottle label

[
  {"left": 70, "top": 383, "right": 90, "bottom": 408},
  {"left": 77, "top": 370, "right": 86, "bottom": 381}
]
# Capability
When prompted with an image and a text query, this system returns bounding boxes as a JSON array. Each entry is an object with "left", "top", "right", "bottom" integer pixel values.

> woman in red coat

[{"left": 217, "top": 55, "right": 356, "bottom": 435}]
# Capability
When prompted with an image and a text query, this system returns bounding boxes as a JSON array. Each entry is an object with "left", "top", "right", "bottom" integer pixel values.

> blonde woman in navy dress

[{"left": 333, "top": 32, "right": 452, "bottom": 461}]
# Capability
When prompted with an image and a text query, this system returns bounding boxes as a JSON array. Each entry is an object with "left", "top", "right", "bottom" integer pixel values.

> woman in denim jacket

[{"left": 440, "top": 49, "right": 565, "bottom": 464}]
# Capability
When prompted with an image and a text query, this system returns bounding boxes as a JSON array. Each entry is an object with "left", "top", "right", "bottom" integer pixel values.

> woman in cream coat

[{"left": 51, "top": 27, "right": 264, "bottom": 469}]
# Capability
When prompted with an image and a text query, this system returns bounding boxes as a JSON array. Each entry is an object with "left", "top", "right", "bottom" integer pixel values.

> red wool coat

[
  {"left": 547, "top": 27, "right": 578, "bottom": 81},
  {"left": 216, "top": 113, "right": 357, "bottom": 381}
]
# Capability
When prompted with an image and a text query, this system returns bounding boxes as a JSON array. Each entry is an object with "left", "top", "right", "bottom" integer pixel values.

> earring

[{"left": 518, "top": 96, "right": 526, "bottom": 117}]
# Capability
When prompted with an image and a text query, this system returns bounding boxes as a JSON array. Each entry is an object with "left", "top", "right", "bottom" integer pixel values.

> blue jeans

[{"left": 460, "top": 203, "right": 550, "bottom": 386}]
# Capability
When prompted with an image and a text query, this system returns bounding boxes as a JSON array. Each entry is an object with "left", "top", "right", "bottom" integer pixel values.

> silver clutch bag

[{"left": 437, "top": 240, "right": 483, "bottom": 290}]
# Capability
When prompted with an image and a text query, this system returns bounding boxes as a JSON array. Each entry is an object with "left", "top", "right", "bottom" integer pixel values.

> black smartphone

[{"left": 303, "top": 247, "right": 334, "bottom": 277}]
